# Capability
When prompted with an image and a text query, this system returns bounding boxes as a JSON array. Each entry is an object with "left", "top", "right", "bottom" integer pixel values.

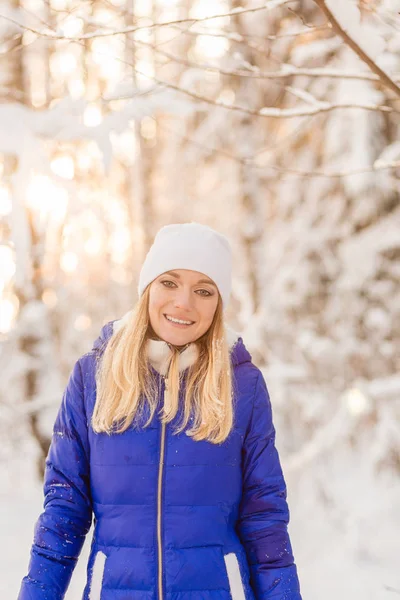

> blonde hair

[{"left": 92, "top": 286, "right": 235, "bottom": 444}]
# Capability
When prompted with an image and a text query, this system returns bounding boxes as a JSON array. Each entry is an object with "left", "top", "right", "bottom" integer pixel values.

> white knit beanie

[{"left": 138, "top": 222, "right": 232, "bottom": 307}]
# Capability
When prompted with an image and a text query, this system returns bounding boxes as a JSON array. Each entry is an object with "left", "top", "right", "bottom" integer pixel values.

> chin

[
  {"left": 158, "top": 325, "right": 197, "bottom": 346},
  {"left": 163, "top": 332, "right": 194, "bottom": 346}
]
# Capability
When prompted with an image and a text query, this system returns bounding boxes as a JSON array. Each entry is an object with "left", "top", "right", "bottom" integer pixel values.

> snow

[
  {"left": 374, "top": 140, "right": 400, "bottom": 167},
  {"left": 1, "top": 0, "right": 400, "bottom": 598},
  {"left": 325, "top": 0, "right": 386, "bottom": 59},
  {"left": 337, "top": 206, "right": 400, "bottom": 289}
]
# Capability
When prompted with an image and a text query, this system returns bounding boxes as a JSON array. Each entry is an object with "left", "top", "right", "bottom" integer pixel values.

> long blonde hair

[{"left": 92, "top": 286, "right": 235, "bottom": 443}]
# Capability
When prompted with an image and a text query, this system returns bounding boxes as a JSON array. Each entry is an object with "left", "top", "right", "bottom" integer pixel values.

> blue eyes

[{"left": 160, "top": 280, "right": 212, "bottom": 297}]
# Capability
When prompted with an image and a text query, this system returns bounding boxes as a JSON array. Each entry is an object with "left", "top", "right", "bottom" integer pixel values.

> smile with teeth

[{"left": 164, "top": 314, "right": 195, "bottom": 325}]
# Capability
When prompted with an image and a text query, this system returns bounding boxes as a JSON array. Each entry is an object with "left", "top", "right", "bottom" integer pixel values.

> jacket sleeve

[
  {"left": 236, "top": 371, "right": 302, "bottom": 600},
  {"left": 18, "top": 359, "right": 93, "bottom": 600}
]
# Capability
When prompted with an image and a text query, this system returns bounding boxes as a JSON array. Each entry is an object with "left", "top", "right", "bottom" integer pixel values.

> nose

[{"left": 173, "top": 287, "right": 194, "bottom": 311}]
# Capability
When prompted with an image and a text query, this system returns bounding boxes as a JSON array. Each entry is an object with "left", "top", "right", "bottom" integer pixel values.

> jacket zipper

[{"left": 157, "top": 374, "right": 168, "bottom": 600}]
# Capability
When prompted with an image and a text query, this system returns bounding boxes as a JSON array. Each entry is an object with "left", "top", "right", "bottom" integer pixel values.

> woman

[{"left": 19, "top": 222, "right": 302, "bottom": 600}]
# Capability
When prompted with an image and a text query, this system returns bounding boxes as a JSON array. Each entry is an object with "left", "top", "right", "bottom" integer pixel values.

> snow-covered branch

[
  {"left": 156, "top": 119, "right": 400, "bottom": 178},
  {"left": 127, "top": 36, "right": 400, "bottom": 84},
  {"left": 112, "top": 71, "right": 396, "bottom": 117},
  {"left": 0, "top": 0, "right": 292, "bottom": 40},
  {"left": 260, "top": 160, "right": 400, "bottom": 177},
  {"left": 93, "top": 33, "right": 399, "bottom": 120},
  {"left": 168, "top": 22, "right": 331, "bottom": 43},
  {"left": 314, "top": 0, "right": 400, "bottom": 98}
]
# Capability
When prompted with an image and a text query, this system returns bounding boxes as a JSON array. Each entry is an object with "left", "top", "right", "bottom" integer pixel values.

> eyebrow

[{"left": 164, "top": 271, "right": 217, "bottom": 288}]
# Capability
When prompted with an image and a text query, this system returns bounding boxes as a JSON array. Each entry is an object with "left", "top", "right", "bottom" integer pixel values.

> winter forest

[{"left": 0, "top": 0, "right": 399, "bottom": 597}]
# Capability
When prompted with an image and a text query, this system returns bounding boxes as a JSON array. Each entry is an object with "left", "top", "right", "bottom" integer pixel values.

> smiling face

[{"left": 148, "top": 269, "right": 220, "bottom": 347}]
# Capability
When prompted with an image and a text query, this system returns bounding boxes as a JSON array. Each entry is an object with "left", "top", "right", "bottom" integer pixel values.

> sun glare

[
  {"left": 109, "top": 228, "right": 131, "bottom": 264},
  {"left": 60, "top": 251, "right": 79, "bottom": 273},
  {"left": 84, "top": 235, "right": 103, "bottom": 256},
  {"left": 187, "top": 0, "right": 230, "bottom": 59},
  {"left": 50, "top": 52, "right": 77, "bottom": 77},
  {"left": 42, "top": 288, "right": 58, "bottom": 308},
  {"left": 91, "top": 37, "right": 124, "bottom": 81},
  {"left": 343, "top": 387, "right": 371, "bottom": 416},
  {"left": 189, "top": 0, "right": 228, "bottom": 19},
  {"left": 135, "top": 59, "right": 155, "bottom": 86},
  {"left": 68, "top": 77, "right": 85, "bottom": 99},
  {"left": 51, "top": 155, "right": 75, "bottom": 180},
  {"left": 26, "top": 175, "right": 68, "bottom": 224},
  {"left": 84, "top": 104, "right": 103, "bottom": 127},
  {"left": 0, "top": 246, "right": 15, "bottom": 282},
  {"left": 0, "top": 296, "right": 18, "bottom": 334},
  {"left": 195, "top": 35, "right": 230, "bottom": 59},
  {"left": 51, "top": 0, "right": 68, "bottom": 9},
  {"left": 74, "top": 314, "right": 92, "bottom": 331},
  {"left": 60, "top": 16, "right": 84, "bottom": 37}
]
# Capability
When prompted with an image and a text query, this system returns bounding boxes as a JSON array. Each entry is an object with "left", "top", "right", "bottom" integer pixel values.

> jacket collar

[{"left": 112, "top": 310, "right": 240, "bottom": 376}]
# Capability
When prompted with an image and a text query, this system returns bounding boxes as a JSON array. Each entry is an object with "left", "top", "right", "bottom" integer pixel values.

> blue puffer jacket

[{"left": 19, "top": 316, "right": 302, "bottom": 600}]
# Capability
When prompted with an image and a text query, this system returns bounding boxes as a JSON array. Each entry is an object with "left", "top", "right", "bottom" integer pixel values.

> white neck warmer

[{"left": 112, "top": 311, "right": 240, "bottom": 376}]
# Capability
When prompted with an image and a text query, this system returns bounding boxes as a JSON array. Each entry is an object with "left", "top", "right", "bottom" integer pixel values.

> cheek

[
  {"left": 198, "top": 298, "right": 218, "bottom": 323},
  {"left": 148, "top": 289, "right": 163, "bottom": 323}
]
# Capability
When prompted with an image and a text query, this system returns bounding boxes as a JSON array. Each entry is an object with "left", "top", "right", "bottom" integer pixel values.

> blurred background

[{"left": 0, "top": 0, "right": 399, "bottom": 598}]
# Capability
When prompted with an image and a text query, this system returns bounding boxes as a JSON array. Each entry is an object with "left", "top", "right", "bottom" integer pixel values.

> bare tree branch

[
  {"left": 127, "top": 36, "right": 400, "bottom": 84},
  {"left": 0, "top": 0, "right": 293, "bottom": 40},
  {"left": 157, "top": 22, "right": 329, "bottom": 57},
  {"left": 313, "top": 0, "right": 400, "bottom": 99},
  {"left": 46, "top": 25, "right": 395, "bottom": 120},
  {"left": 260, "top": 160, "right": 400, "bottom": 178},
  {"left": 274, "top": 65, "right": 400, "bottom": 83},
  {"left": 172, "top": 22, "right": 331, "bottom": 43},
  {"left": 81, "top": 36, "right": 397, "bottom": 119},
  {"left": 110, "top": 71, "right": 396, "bottom": 117}
]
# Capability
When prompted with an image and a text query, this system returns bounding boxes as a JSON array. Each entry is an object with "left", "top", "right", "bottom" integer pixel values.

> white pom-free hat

[{"left": 138, "top": 222, "right": 232, "bottom": 307}]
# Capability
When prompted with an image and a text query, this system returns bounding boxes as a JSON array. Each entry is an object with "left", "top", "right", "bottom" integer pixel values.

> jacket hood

[{"left": 91, "top": 311, "right": 252, "bottom": 369}]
